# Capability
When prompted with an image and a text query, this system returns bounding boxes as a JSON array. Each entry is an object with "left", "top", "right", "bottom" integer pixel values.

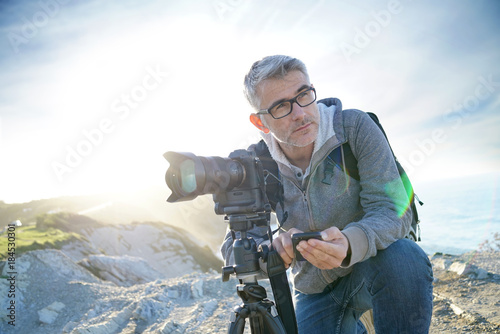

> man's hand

[
  {"left": 295, "top": 227, "right": 350, "bottom": 270},
  {"left": 271, "top": 227, "right": 303, "bottom": 268}
]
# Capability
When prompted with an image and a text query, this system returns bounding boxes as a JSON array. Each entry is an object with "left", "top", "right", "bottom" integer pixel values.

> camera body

[
  {"left": 164, "top": 149, "right": 270, "bottom": 216},
  {"left": 213, "top": 149, "right": 269, "bottom": 215}
]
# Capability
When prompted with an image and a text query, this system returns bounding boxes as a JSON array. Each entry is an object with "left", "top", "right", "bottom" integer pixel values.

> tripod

[{"left": 221, "top": 213, "right": 296, "bottom": 334}]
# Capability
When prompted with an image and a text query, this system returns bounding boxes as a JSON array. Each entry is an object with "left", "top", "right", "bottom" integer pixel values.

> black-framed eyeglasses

[{"left": 257, "top": 87, "right": 316, "bottom": 119}]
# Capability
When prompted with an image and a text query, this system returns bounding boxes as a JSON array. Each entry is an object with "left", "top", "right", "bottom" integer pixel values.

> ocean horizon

[{"left": 414, "top": 172, "right": 499, "bottom": 255}]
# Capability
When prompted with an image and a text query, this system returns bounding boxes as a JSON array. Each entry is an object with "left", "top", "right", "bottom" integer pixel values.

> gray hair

[{"left": 243, "top": 55, "right": 310, "bottom": 111}]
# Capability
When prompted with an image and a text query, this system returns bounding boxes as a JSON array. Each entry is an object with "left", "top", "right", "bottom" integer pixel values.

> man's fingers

[
  {"left": 297, "top": 232, "right": 349, "bottom": 269},
  {"left": 272, "top": 237, "right": 293, "bottom": 267},
  {"left": 281, "top": 234, "right": 296, "bottom": 259},
  {"left": 320, "top": 226, "right": 343, "bottom": 241},
  {"left": 272, "top": 241, "right": 292, "bottom": 267},
  {"left": 272, "top": 228, "right": 303, "bottom": 268},
  {"left": 313, "top": 249, "right": 344, "bottom": 268}
]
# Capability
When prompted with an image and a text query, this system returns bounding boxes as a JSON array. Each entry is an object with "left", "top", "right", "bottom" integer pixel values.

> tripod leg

[
  {"left": 227, "top": 303, "right": 287, "bottom": 334},
  {"left": 256, "top": 303, "right": 287, "bottom": 334},
  {"left": 249, "top": 314, "right": 265, "bottom": 334},
  {"left": 227, "top": 306, "right": 246, "bottom": 334}
]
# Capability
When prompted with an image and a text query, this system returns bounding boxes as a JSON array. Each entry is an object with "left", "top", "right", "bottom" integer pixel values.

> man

[{"left": 221, "top": 55, "right": 433, "bottom": 333}]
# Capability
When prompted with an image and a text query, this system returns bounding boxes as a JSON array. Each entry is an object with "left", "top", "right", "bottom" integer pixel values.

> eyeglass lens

[{"left": 270, "top": 89, "right": 316, "bottom": 119}]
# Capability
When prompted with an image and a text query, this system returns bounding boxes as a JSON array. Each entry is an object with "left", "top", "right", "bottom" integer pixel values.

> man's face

[{"left": 255, "top": 71, "right": 320, "bottom": 149}]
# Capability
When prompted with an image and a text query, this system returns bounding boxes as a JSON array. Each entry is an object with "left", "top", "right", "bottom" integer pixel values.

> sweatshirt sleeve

[{"left": 341, "top": 111, "right": 412, "bottom": 267}]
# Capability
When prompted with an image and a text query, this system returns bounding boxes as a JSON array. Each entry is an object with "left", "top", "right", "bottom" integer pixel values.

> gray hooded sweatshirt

[{"left": 221, "top": 98, "right": 412, "bottom": 294}]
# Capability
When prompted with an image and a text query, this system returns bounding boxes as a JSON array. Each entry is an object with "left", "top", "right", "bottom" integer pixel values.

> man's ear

[{"left": 249, "top": 114, "right": 270, "bottom": 134}]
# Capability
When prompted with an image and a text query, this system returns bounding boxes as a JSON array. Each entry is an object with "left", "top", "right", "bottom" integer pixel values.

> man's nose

[{"left": 290, "top": 102, "right": 306, "bottom": 120}]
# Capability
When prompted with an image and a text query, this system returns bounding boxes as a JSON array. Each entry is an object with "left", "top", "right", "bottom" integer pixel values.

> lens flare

[{"left": 385, "top": 173, "right": 414, "bottom": 218}]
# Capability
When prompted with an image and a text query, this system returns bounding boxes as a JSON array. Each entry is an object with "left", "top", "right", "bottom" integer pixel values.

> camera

[{"left": 164, "top": 149, "right": 271, "bottom": 216}]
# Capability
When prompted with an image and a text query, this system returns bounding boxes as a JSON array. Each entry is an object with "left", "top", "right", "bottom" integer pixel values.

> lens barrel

[{"left": 164, "top": 151, "right": 245, "bottom": 203}]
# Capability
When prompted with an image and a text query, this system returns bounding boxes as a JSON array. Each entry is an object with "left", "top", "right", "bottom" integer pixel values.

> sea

[{"left": 413, "top": 172, "right": 500, "bottom": 255}]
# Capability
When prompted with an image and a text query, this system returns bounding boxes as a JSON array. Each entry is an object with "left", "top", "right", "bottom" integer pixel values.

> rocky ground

[
  {"left": 1, "top": 246, "right": 499, "bottom": 333},
  {"left": 429, "top": 251, "right": 500, "bottom": 333}
]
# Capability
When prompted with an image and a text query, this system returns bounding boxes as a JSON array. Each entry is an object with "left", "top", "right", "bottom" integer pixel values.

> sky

[{"left": 0, "top": 0, "right": 499, "bottom": 204}]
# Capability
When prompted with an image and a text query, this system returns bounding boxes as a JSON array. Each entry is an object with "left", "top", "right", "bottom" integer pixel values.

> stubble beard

[{"left": 275, "top": 118, "right": 318, "bottom": 148}]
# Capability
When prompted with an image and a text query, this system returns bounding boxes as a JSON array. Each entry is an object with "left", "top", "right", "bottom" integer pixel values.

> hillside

[
  {"left": 0, "top": 210, "right": 226, "bottom": 332},
  {"left": 1, "top": 211, "right": 222, "bottom": 278},
  {"left": 0, "top": 186, "right": 228, "bottom": 253}
]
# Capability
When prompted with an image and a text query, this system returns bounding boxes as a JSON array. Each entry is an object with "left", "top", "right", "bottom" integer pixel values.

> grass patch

[{"left": 0, "top": 225, "right": 83, "bottom": 260}]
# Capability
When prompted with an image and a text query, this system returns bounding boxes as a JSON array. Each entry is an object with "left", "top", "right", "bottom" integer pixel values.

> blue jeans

[{"left": 293, "top": 239, "right": 434, "bottom": 333}]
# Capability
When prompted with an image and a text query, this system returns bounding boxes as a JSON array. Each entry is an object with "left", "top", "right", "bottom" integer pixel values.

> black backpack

[{"left": 251, "top": 99, "right": 423, "bottom": 241}]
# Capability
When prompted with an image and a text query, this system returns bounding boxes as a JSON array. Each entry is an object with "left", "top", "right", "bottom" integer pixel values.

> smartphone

[{"left": 292, "top": 232, "right": 323, "bottom": 261}]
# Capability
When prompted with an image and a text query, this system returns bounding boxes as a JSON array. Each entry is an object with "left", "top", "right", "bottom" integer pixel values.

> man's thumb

[{"left": 321, "top": 227, "right": 341, "bottom": 241}]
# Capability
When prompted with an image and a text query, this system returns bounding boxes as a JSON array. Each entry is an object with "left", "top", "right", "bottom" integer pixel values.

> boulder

[
  {"left": 38, "top": 301, "right": 66, "bottom": 324},
  {"left": 78, "top": 254, "right": 164, "bottom": 286}
]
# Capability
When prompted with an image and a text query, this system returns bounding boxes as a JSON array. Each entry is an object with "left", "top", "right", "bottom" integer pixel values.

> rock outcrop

[
  {"left": 60, "top": 220, "right": 222, "bottom": 281},
  {"left": 0, "top": 219, "right": 224, "bottom": 333},
  {"left": 0, "top": 248, "right": 240, "bottom": 334},
  {"left": 78, "top": 254, "right": 164, "bottom": 287},
  {"left": 78, "top": 221, "right": 221, "bottom": 279}
]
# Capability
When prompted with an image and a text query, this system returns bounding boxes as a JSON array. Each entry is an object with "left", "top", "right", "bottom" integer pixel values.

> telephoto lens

[{"left": 163, "top": 151, "right": 245, "bottom": 203}]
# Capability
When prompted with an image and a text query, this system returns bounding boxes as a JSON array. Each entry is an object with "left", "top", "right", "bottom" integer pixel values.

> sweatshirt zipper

[
  {"left": 281, "top": 174, "right": 314, "bottom": 231},
  {"left": 281, "top": 143, "right": 344, "bottom": 232},
  {"left": 304, "top": 143, "right": 345, "bottom": 231},
  {"left": 301, "top": 189, "right": 314, "bottom": 230}
]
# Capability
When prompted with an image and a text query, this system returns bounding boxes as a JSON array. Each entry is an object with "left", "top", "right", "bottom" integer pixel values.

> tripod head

[{"left": 221, "top": 212, "right": 270, "bottom": 283}]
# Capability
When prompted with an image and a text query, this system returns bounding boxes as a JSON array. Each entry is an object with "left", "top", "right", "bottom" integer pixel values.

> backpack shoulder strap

[
  {"left": 326, "top": 111, "right": 396, "bottom": 183},
  {"left": 317, "top": 97, "right": 360, "bottom": 182},
  {"left": 322, "top": 143, "right": 359, "bottom": 184}
]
